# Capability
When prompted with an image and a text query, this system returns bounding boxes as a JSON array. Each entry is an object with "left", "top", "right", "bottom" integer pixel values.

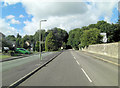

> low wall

[{"left": 82, "top": 42, "right": 119, "bottom": 59}]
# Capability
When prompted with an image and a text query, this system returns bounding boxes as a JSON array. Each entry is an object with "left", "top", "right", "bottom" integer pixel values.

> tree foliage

[
  {"left": 2, "top": 20, "right": 120, "bottom": 52},
  {"left": 45, "top": 32, "right": 57, "bottom": 51},
  {"left": 80, "top": 28, "right": 102, "bottom": 47},
  {"left": 35, "top": 41, "right": 40, "bottom": 52},
  {"left": 34, "top": 30, "right": 47, "bottom": 42},
  {"left": 6, "top": 35, "right": 16, "bottom": 41},
  {"left": 47, "top": 27, "right": 68, "bottom": 49},
  {"left": 67, "top": 28, "right": 84, "bottom": 50}
]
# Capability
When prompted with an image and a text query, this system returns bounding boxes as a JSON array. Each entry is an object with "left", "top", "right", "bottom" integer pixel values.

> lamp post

[{"left": 39, "top": 20, "right": 47, "bottom": 60}]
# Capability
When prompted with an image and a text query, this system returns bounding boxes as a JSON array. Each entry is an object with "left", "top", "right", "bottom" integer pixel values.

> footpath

[
  {"left": 80, "top": 50, "right": 119, "bottom": 66},
  {"left": 0, "top": 53, "right": 40, "bottom": 62}
]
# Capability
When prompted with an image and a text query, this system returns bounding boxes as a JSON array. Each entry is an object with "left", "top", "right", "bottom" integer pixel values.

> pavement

[
  {"left": 0, "top": 52, "right": 40, "bottom": 62},
  {"left": 2, "top": 51, "right": 61, "bottom": 87},
  {"left": 81, "top": 50, "right": 118, "bottom": 64},
  {"left": 18, "top": 50, "right": 118, "bottom": 86}
]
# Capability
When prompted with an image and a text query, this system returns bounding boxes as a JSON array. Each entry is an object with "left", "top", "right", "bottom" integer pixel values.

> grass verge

[{"left": 0, "top": 54, "right": 11, "bottom": 59}]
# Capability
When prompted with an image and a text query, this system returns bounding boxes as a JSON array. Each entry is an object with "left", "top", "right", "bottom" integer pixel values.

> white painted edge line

[
  {"left": 84, "top": 52, "right": 120, "bottom": 66},
  {"left": 9, "top": 64, "right": 41, "bottom": 87},
  {"left": 81, "top": 68, "right": 92, "bottom": 83}
]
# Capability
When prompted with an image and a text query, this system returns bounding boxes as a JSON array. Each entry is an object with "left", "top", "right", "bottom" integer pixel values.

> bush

[{"left": 8, "top": 50, "right": 15, "bottom": 56}]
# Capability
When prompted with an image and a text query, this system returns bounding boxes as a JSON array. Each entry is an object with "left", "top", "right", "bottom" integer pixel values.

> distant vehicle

[{"left": 15, "top": 48, "right": 31, "bottom": 54}]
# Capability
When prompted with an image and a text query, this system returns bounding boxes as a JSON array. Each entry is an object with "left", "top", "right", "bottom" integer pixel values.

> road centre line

[
  {"left": 71, "top": 51, "right": 92, "bottom": 83},
  {"left": 71, "top": 52, "right": 80, "bottom": 65},
  {"left": 76, "top": 60, "right": 80, "bottom": 65},
  {"left": 74, "top": 56, "right": 76, "bottom": 60},
  {"left": 81, "top": 68, "right": 92, "bottom": 83}
]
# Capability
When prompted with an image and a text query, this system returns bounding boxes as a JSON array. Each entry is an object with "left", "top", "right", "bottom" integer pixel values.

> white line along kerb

[{"left": 81, "top": 68, "right": 92, "bottom": 83}]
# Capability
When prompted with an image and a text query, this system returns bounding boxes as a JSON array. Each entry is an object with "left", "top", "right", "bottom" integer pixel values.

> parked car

[{"left": 15, "top": 48, "right": 31, "bottom": 54}]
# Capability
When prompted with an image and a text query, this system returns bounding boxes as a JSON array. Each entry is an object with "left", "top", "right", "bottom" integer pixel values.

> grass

[{"left": 0, "top": 54, "right": 11, "bottom": 59}]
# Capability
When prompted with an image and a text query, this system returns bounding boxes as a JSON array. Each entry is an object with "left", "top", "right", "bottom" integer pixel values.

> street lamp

[{"left": 39, "top": 20, "right": 47, "bottom": 60}]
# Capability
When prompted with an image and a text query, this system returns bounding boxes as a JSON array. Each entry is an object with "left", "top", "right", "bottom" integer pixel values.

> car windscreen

[{"left": 19, "top": 49, "right": 26, "bottom": 51}]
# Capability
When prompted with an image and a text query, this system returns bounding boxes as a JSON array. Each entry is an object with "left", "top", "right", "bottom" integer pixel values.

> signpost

[{"left": 100, "top": 33, "right": 107, "bottom": 43}]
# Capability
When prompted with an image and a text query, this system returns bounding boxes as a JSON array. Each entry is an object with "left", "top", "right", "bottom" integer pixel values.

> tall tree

[
  {"left": 6, "top": 35, "right": 16, "bottom": 41},
  {"left": 17, "top": 33, "right": 22, "bottom": 38},
  {"left": 67, "top": 28, "right": 83, "bottom": 50},
  {"left": 35, "top": 41, "right": 40, "bottom": 52},
  {"left": 34, "top": 30, "right": 47, "bottom": 42},
  {"left": 81, "top": 28, "right": 102, "bottom": 47},
  {"left": 47, "top": 27, "right": 68, "bottom": 49},
  {"left": 16, "top": 38, "right": 22, "bottom": 48},
  {"left": 45, "top": 32, "right": 57, "bottom": 51}
]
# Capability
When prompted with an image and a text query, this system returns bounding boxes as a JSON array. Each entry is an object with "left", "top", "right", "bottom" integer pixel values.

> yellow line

[{"left": 81, "top": 51, "right": 120, "bottom": 66}]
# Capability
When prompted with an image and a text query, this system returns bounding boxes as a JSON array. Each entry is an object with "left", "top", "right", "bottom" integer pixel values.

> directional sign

[{"left": 100, "top": 33, "right": 107, "bottom": 43}]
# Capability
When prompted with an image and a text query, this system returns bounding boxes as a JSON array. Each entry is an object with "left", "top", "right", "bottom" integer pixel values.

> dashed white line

[
  {"left": 76, "top": 60, "right": 80, "bottom": 65},
  {"left": 73, "top": 56, "right": 76, "bottom": 60},
  {"left": 81, "top": 68, "right": 92, "bottom": 83}
]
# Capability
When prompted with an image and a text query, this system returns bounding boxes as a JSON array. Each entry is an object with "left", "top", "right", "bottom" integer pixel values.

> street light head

[{"left": 40, "top": 20, "right": 47, "bottom": 22}]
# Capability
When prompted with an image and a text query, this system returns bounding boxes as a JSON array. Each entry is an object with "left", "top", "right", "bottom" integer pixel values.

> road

[
  {"left": 19, "top": 50, "right": 118, "bottom": 86},
  {"left": 2, "top": 52, "right": 61, "bottom": 86}
]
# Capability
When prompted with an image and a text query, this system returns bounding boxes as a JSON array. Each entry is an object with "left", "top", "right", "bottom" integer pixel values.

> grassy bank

[{"left": 0, "top": 54, "right": 11, "bottom": 59}]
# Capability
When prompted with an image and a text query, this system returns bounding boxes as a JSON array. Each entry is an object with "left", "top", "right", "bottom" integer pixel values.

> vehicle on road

[{"left": 15, "top": 48, "right": 31, "bottom": 54}]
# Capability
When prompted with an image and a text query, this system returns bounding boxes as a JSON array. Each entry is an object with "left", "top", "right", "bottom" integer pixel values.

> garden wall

[{"left": 82, "top": 42, "right": 119, "bottom": 59}]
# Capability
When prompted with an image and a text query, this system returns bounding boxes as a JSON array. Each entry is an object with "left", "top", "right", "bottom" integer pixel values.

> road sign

[{"left": 100, "top": 33, "right": 107, "bottom": 43}]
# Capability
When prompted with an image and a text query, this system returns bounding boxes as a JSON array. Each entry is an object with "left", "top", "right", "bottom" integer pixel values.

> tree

[
  {"left": 6, "top": 35, "right": 16, "bottom": 41},
  {"left": 33, "top": 42, "right": 36, "bottom": 51},
  {"left": 17, "top": 33, "right": 22, "bottom": 38},
  {"left": 107, "top": 23, "right": 120, "bottom": 42},
  {"left": 35, "top": 41, "right": 40, "bottom": 52},
  {"left": 34, "top": 30, "right": 47, "bottom": 42},
  {"left": 16, "top": 33, "right": 22, "bottom": 48},
  {"left": 16, "top": 38, "right": 22, "bottom": 48},
  {"left": 45, "top": 32, "right": 57, "bottom": 51},
  {"left": 81, "top": 28, "right": 102, "bottom": 47},
  {"left": 67, "top": 28, "right": 83, "bottom": 50},
  {"left": 21, "top": 39, "right": 28, "bottom": 49},
  {"left": 47, "top": 27, "right": 68, "bottom": 49},
  {"left": 62, "top": 42, "right": 66, "bottom": 49},
  {"left": 1, "top": 34, "right": 14, "bottom": 51}
]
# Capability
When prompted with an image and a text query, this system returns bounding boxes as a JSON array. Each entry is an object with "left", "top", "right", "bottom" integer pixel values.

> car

[{"left": 15, "top": 48, "right": 31, "bottom": 54}]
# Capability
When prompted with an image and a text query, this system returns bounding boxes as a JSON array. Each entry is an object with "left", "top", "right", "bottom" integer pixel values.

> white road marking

[
  {"left": 81, "top": 68, "right": 92, "bottom": 83},
  {"left": 70, "top": 51, "right": 75, "bottom": 57},
  {"left": 73, "top": 57, "right": 76, "bottom": 60},
  {"left": 76, "top": 60, "right": 80, "bottom": 65}
]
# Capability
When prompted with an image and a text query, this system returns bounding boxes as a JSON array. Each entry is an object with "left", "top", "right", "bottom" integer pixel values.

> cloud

[
  {"left": 3, "top": 0, "right": 21, "bottom": 6},
  {"left": 0, "top": 18, "right": 18, "bottom": 36},
  {"left": 10, "top": 19, "right": 21, "bottom": 24},
  {"left": 19, "top": 14, "right": 24, "bottom": 18},
  {"left": 23, "top": 19, "right": 39, "bottom": 35},
  {"left": 2, "top": 0, "right": 118, "bottom": 35},
  {"left": 22, "top": 1, "right": 117, "bottom": 34},
  {"left": 6, "top": 15, "right": 15, "bottom": 19},
  {"left": 22, "top": 2, "right": 88, "bottom": 19}
]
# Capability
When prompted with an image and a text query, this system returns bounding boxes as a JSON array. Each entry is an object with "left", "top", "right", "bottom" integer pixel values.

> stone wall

[
  {"left": 0, "top": 33, "right": 2, "bottom": 53},
  {"left": 82, "top": 42, "right": 119, "bottom": 59}
]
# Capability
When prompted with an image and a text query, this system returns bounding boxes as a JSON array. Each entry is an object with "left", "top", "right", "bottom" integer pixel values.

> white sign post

[{"left": 100, "top": 33, "right": 107, "bottom": 43}]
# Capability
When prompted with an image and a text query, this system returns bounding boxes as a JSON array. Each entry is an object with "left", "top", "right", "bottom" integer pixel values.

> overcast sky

[{"left": 0, "top": 0, "right": 119, "bottom": 36}]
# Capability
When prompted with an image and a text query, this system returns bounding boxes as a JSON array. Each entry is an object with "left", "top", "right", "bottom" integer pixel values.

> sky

[{"left": 0, "top": 0, "right": 119, "bottom": 36}]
